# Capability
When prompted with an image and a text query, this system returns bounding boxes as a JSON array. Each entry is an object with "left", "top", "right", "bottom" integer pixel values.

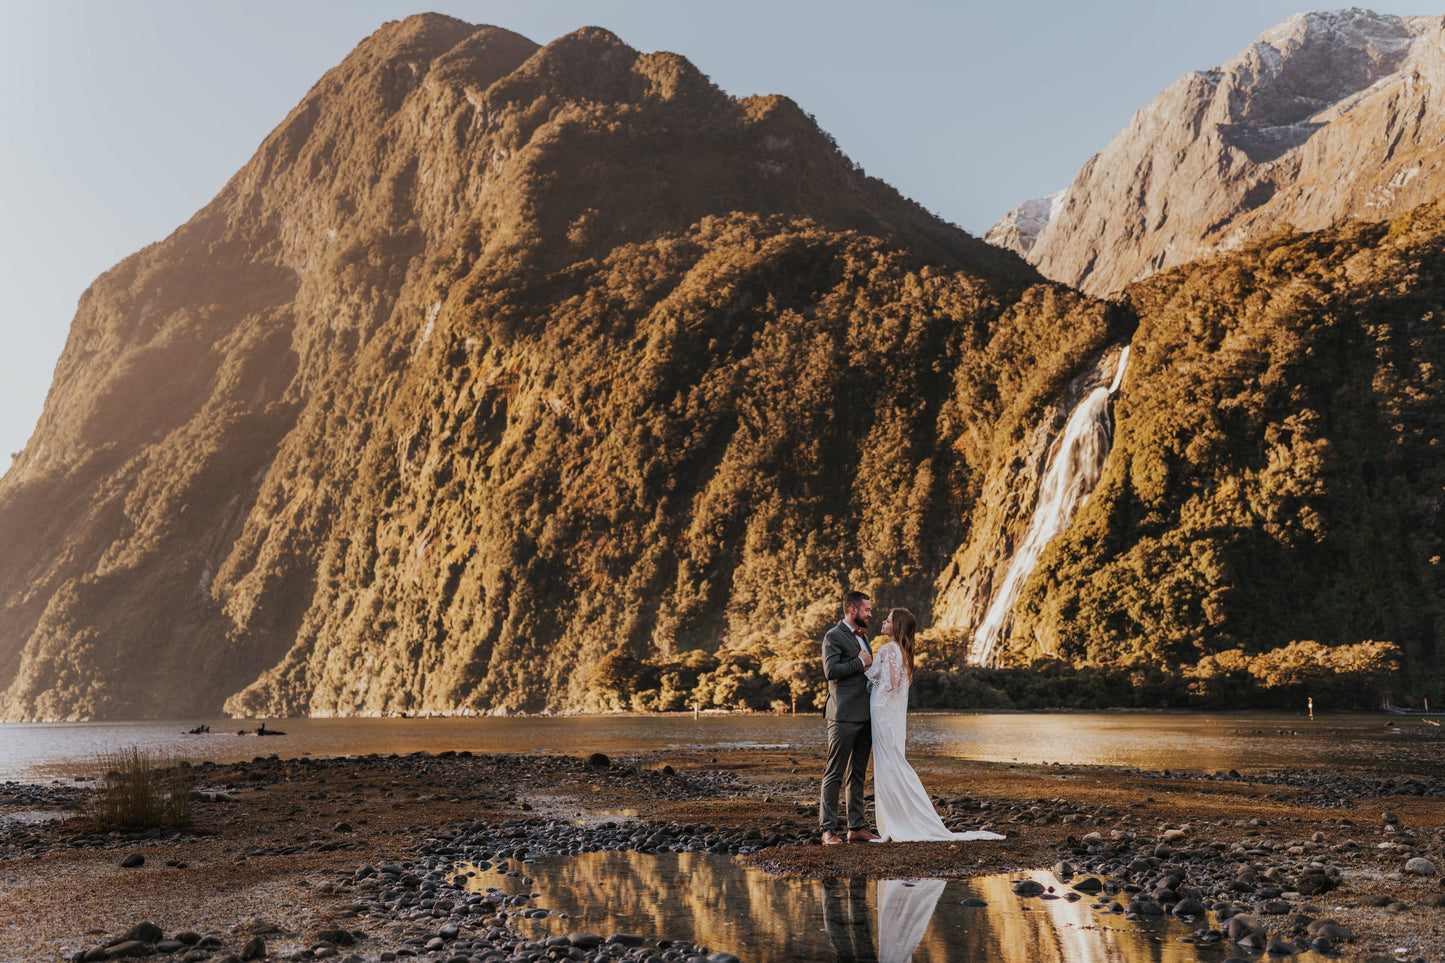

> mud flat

[{"left": 1, "top": 747, "right": 1442, "bottom": 961}]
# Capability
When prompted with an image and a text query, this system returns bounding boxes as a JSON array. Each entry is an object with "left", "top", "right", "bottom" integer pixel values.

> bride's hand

[{"left": 859, "top": 647, "right": 873, "bottom": 667}]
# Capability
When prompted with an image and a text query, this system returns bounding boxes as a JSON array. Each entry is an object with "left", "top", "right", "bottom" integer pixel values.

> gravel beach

[{"left": 1, "top": 745, "right": 1443, "bottom": 961}]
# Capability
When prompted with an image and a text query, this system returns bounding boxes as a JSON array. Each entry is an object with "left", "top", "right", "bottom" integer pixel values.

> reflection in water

[
  {"left": 824, "top": 877, "right": 876, "bottom": 962},
  {"left": 877, "top": 879, "right": 944, "bottom": 963},
  {"left": 458, "top": 852, "right": 1354, "bottom": 963}
]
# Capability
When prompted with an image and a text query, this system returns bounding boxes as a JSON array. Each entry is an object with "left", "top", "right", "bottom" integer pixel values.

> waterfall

[
  {"left": 965, "top": 381, "right": 1119, "bottom": 666},
  {"left": 1109, "top": 344, "right": 1130, "bottom": 394}
]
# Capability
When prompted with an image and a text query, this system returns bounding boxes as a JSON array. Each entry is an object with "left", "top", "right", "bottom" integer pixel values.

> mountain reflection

[{"left": 471, "top": 852, "right": 1209, "bottom": 962}]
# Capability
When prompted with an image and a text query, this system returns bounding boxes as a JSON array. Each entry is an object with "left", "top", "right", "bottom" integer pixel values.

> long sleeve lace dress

[{"left": 864, "top": 642, "right": 1005, "bottom": 842}]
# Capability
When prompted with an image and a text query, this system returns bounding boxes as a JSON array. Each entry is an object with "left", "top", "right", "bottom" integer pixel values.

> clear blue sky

[{"left": 0, "top": 1, "right": 1406, "bottom": 463}]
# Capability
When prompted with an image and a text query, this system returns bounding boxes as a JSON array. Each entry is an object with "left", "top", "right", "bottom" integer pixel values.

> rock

[
  {"left": 707, "top": 954, "right": 742, "bottom": 963},
  {"left": 961, "top": 897, "right": 988, "bottom": 908},
  {"left": 120, "top": 854, "right": 144, "bottom": 869},
  {"left": 568, "top": 934, "right": 604, "bottom": 948},
  {"left": 104, "top": 943, "right": 149, "bottom": 959},
  {"left": 1072, "top": 877, "right": 1104, "bottom": 894},
  {"left": 312, "top": 930, "right": 354, "bottom": 947},
  {"left": 1259, "top": 900, "right": 1292, "bottom": 915},
  {"left": 1235, "top": 933, "right": 1266, "bottom": 953},
  {"left": 332, "top": 822, "right": 352, "bottom": 833},
  {"left": 1011, "top": 880, "right": 1046, "bottom": 897},
  {"left": 239, "top": 937, "right": 265, "bottom": 961},
  {"left": 1264, "top": 938, "right": 1300, "bottom": 956},
  {"left": 1172, "top": 898, "right": 1208, "bottom": 918},
  {"left": 1294, "top": 872, "right": 1336, "bottom": 895},
  {"left": 1405, "top": 857, "right": 1438, "bottom": 875},
  {"left": 1125, "top": 899, "right": 1164, "bottom": 916},
  {"left": 1227, "top": 914, "right": 1264, "bottom": 940},
  {"left": 585, "top": 753, "right": 611, "bottom": 769},
  {"left": 121, "top": 923, "right": 163, "bottom": 943}
]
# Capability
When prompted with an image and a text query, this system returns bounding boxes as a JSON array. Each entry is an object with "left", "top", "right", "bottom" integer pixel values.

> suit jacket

[{"left": 823, "top": 620, "right": 871, "bottom": 722}]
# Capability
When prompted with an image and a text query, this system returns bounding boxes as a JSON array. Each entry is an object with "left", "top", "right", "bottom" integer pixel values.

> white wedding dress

[{"left": 865, "top": 642, "right": 1006, "bottom": 842}]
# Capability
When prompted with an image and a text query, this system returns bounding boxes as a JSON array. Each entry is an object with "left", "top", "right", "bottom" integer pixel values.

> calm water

[
  {"left": 1, "top": 711, "right": 1440, "bottom": 784},
  {"left": 470, "top": 853, "right": 1365, "bottom": 963}
]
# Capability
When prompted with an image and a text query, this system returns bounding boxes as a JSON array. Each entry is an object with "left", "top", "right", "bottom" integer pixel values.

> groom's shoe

[
  {"left": 847, "top": 828, "right": 880, "bottom": 842},
  {"left": 821, "top": 830, "right": 845, "bottom": 846}
]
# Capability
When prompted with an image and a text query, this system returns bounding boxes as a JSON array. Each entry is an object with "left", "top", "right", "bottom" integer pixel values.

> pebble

[
  {"left": 120, "top": 923, "right": 162, "bottom": 943},
  {"left": 103, "top": 941, "right": 148, "bottom": 959},
  {"left": 32, "top": 752, "right": 1445, "bottom": 962}
]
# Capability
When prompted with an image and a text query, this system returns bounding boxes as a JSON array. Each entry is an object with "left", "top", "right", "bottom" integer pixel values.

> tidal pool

[{"left": 461, "top": 852, "right": 1366, "bottom": 963}]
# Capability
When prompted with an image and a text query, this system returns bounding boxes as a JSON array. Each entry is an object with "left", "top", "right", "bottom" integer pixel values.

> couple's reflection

[{"left": 823, "top": 877, "right": 946, "bottom": 963}]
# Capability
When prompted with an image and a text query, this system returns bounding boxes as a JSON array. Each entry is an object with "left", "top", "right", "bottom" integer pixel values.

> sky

[{"left": 0, "top": 0, "right": 1414, "bottom": 464}]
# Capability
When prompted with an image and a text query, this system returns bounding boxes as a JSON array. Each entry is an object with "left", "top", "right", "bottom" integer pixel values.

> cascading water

[{"left": 966, "top": 346, "right": 1129, "bottom": 666}]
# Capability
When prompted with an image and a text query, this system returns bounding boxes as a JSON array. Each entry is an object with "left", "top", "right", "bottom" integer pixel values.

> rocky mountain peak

[{"left": 989, "top": 8, "right": 1445, "bottom": 294}]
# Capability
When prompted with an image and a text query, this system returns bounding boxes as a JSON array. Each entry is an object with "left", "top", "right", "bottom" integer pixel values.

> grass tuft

[{"left": 87, "top": 746, "right": 195, "bottom": 831}]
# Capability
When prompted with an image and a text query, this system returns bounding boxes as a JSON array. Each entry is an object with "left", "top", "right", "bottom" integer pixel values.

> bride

[{"left": 865, "top": 608, "right": 1005, "bottom": 843}]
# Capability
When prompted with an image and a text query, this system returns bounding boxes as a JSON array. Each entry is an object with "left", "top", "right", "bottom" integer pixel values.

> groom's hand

[{"left": 858, "top": 647, "right": 872, "bottom": 667}]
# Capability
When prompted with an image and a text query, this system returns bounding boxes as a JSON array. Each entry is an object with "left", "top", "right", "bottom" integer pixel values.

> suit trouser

[{"left": 820, "top": 718, "right": 871, "bottom": 831}]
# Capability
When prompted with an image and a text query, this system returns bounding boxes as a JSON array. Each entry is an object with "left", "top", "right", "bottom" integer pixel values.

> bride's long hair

[{"left": 889, "top": 607, "right": 917, "bottom": 682}]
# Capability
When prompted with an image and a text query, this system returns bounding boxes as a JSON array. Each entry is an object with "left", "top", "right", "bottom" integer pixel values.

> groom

[{"left": 820, "top": 590, "right": 879, "bottom": 844}]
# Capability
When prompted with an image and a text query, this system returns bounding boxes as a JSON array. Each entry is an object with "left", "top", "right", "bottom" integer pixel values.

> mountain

[
  {"left": 942, "top": 200, "right": 1444, "bottom": 683},
  {"left": 0, "top": 15, "right": 1109, "bottom": 720},
  {"left": 988, "top": 10, "right": 1445, "bottom": 296},
  {"left": 4, "top": 13, "right": 1441, "bottom": 721}
]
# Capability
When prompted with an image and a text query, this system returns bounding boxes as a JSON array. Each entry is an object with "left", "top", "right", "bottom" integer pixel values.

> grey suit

[{"left": 820, "top": 619, "right": 872, "bottom": 831}]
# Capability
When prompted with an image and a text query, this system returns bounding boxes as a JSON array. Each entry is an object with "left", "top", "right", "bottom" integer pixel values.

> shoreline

[
  {"left": 2, "top": 748, "right": 1443, "bottom": 961},
  {"left": 5, "top": 705, "right": 1426, "bottom": 722}
]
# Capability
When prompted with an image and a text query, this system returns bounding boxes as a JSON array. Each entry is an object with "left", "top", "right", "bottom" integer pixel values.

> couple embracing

[{"left": 820, "top": 590, "right": 1005, "bottom": 845}]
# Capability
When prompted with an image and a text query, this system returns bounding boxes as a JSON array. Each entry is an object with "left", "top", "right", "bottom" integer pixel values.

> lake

[{"left": 2, "top": 710, "right": 1440, "bottom": 784}]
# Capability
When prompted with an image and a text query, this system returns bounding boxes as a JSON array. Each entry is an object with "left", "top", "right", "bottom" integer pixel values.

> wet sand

[{"left": 1, "top": 746, "right": 1442, "bottom": 961}]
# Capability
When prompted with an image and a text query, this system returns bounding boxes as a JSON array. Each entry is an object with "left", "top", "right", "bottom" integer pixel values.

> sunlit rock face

[
  {"left": 990, "top": 10, "right": 1445, "bottom": 295},
  {"left": 0, "top": 14, "right": 1085, "bottom": 720}
]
